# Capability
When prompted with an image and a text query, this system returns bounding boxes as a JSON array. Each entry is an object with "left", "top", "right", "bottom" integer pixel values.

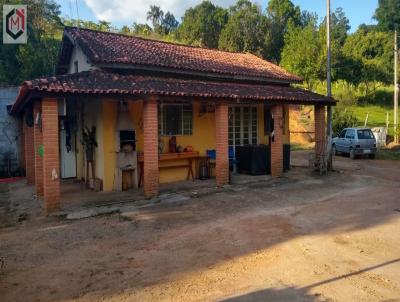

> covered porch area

[{"left": 11, "top": 71, "right": 334, "bottom": 213}]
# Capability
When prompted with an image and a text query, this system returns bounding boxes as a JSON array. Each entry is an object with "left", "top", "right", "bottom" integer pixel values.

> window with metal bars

[{"left": 158, "top": 104, "right": 193, "bottom": 136}]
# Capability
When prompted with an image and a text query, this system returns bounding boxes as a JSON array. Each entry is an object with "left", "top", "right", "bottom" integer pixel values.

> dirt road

[{"left": 1, "top": 152, "right": 400, "bottom": 302}]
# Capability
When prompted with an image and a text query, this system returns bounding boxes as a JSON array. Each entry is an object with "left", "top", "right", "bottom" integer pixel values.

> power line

[
  {"left": 75, "top": 0, "right": 80, "bottom": 27},
  {"left": 68, "top": 0, "right": 73, "bottom": 20}
]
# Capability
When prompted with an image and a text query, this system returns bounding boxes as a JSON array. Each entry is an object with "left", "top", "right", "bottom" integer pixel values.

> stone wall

[{"left": 0, "top": 87, "right": 21, "bottom": 177}]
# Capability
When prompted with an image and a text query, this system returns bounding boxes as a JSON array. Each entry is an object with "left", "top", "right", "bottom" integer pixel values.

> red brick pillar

[
  {"left": 20, "top": 119, "right": 26, "bottom": 171},
  {"left": 24, "top": 110, "right": 35, "bottom": 185},
  {"left": 314, "top": 105, "right": 326, "bottom": 160},
  {"left": 41, "top": 98, "right": 60, "bottom": 212},
  {"left": 215, "top": 103, "right": 229, "bottom": 186},
  {"left": 271, "top": 105, "right": 283, "bottom": 178},
  {"left": 33, "top": 101, "right": 44, "bottom": 197},
  {"left": 143, "top": 99, "right": 159, "bottom": 198}
]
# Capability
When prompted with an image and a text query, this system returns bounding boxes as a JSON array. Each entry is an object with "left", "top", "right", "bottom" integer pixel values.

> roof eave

[
  {"left": 10, "top": 89, "right": 336, "bottom": 108},
  {"left": 10, "top": 85, "right": 30, "bottom": 115}
]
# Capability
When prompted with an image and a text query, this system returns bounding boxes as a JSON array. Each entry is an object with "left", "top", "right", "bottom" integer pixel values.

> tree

[
  {"left": 63, "top": 19, "right": 115, "bottom": 31},
  {"left": 0, "top": 0, "right": 63, "bottom": 85},
  {"left": 177, "top": 1, "right": 228, "bottom": 48},
  {"left": 132, "top": 23, "right": 153, "bottom": 37},
  {"left": 218, "top": 0, "right": 266, "bottom": 54},
  {"left": 280, "top": 18, "right": 325, "bottom": 90},
  {"left": 331, "top": 7, "right": 351, "bottom": 47},
  {"left": 161, "top": 12, "right": 179, "bottom": 35},
  {"left": 374, "top": 0, "right": 400, "bottom": 30},
  {"left": 264, "top": 0, "right": 302, "bottom": 63},
  {"left": 342, "top": 27, "right": 393, "bottom": 94},
  {"left": 120, "top": 26, "right": 131, "bottom": 35},
  {"left": 332, "top": 109, "right": 358, "bottom": 136},
  {"left": 147, "top": 5, "right": 164, "bottom": 33}
]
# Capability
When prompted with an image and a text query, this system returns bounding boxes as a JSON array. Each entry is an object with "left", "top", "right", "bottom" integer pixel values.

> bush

[{"left": 332, "top": 108, "right": 358, "bottom": 136}]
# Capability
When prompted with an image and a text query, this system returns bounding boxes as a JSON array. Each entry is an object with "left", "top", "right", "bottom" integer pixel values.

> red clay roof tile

[
  {"left": 11, "top": 71, "right": 332, "bottom": 114},
  {"left": 63, "top": 27, "right": 302, "bottom": 83}
]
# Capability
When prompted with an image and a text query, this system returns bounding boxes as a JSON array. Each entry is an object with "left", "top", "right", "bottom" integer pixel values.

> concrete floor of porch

[{"left": 60, "top": 173, "right": 273, "bottom": 212}]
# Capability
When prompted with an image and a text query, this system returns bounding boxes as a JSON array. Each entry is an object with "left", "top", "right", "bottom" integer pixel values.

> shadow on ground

[{"left": 1, "top": 152, "right": 400, "bottom": 301}]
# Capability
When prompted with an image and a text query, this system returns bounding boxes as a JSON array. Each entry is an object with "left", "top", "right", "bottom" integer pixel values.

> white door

[
  {"left": 60, "top": 129, "right": 77, "bottom": 178},
  {"left": 228, "top": 106, "right": 258, "bottom": 150}
]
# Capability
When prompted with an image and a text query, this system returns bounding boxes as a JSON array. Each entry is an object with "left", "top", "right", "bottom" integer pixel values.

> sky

[{"left": 57, "top": 0, "right": 378, "bottom": 32}]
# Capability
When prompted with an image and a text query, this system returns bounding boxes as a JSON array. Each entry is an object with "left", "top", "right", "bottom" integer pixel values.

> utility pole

[
  {"left": 395, "top": 30, "right": 399, "bottom": 144},
  {"left": 326, "top": 0, "right": 333, "bottom": 170}
]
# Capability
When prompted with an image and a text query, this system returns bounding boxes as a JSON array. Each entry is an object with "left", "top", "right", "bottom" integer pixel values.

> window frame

[
  {"left": 357, "top": 129, "right": 374, "bottom": 139},
  {"left": 158, "top": 103, "right": 193, "bottom": 136},
  {"left": 228, "top": 105, "right": 259, "bottom": 148}
]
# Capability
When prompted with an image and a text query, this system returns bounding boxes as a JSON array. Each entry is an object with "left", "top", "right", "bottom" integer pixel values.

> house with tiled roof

[{"left": 11, "top": 27, "right": 334, "bottom": 213}]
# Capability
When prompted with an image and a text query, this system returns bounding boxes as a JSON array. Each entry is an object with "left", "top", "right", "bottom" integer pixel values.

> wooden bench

[{"left": 137, "top": 151, "right": 200, "bottom": 187}]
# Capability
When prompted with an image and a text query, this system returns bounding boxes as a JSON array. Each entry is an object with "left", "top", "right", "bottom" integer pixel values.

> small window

[
  {"left": 74, "top": 61, "right": 78, "bottom": 73},
  {"left": 339, "top": 130, "right": 346, "bottom": 138},
  {"left": 159, "top": 104, "right": 192, "bottom": 136},
  {"left": 357, "top": 129, "right": 374, "bottom": 139}
]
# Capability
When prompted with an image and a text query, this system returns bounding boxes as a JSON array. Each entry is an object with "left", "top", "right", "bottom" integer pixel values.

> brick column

[
  {"left": 24, "top": 110, "right": 35, "bottom": 185},
  {"left": 143, "top": 99, "right": 159, "bottom": 198},
  {"left": 20, "top": 119, "right": 26, "bottom": 171},
  {"left": 215, "top": 103, "right": 229, "bottom": 186},
  {"left": 314, "top": 105, "right": 326, "bottom": 160},
  {"left": 33, "top": 101, "right": 44, "bottom": 197},
  {"left": 42, "top": 98, "right": 60, "bottom": 212},
  {"left": 271, "top": 105, "right": 283, "bottom": 178}
]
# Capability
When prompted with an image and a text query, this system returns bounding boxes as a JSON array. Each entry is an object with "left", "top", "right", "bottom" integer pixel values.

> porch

[
  {"left": 12, "top": 71, "right": 333, "bottom": 213},
  {"left": 60, "top": 172, "right": 274, "bottom": 213}
]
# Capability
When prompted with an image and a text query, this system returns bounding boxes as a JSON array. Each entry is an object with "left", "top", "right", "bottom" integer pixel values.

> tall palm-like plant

[
  {"left": 147, "top": 5, "right": 164, "bottom": 29},
  {"left": 81, "top": 126, "right": 98, "bottom": 162}
]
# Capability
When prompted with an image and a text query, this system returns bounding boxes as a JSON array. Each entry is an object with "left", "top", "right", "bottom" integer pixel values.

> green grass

[
  {"left": 346, "top": 105, "right": 396, "bottom": 135},
  {"left": 376, "top": 149, "right": 400, "bottom": 160},
  {"left": 291, "top": 143, "right": 314, "bottom": 151}
]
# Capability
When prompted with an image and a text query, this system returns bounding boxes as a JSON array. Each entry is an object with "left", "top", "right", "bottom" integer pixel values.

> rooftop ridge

[
  {"left": 59, "top": 26, "right": 302, "bottom": 83},
  {"left": 64, "top": 26, "right": 262, "bottom": 57}
]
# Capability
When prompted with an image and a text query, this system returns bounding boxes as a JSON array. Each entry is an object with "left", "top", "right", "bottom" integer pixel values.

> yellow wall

[
  {"left": 158, "top": 101, "right": 215, "bottom": 183},
  {"left": 76, "top": 98, "right": 105, "bottom": 184},
  {"left": 79, "top": 100, "right": 292, "bottom": 189},
  {"left": 102, "top": 100, "right": 117, "bottom": 191},
  {"left": 129, "top": 101, "right": 215, "bottom": 183},
  {"left": 76, "top": 103, "right": 84, "bottom": 181},
  {"left": 283, "top": 105, "right": 290, "bottom": 144},
  {"left": 257, "top": 104, "right": 269, "bottom": 145}
]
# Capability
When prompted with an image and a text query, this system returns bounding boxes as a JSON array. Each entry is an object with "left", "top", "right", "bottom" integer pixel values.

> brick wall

[
  {"left": 20, "top": 119, "right": 25, "bottom": 171},
  {"left": 41, "top": 99, "right": 60, "bottom": 212},
  {"left": 143, "top": 99, "right": 159, "bottom": 198},
  {"left": 271, "top": 105, "right": 283, "bottom": 178},
  {"left": 215, "top": 103, "right": 229, "bottom": 186},
  {"left": 24, "top": 110, "right": 35, "bottom": 185},
  {"left": 314, "top": 105, "right": 326, "bottom": 160},
  {"left": 33, "top": 101, "right": 43, "bottom": 197}
]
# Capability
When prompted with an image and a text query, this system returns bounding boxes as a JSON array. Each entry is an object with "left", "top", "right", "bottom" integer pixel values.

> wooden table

[{"left": 138, "top": 151, "right": 200, "bottom": 187}]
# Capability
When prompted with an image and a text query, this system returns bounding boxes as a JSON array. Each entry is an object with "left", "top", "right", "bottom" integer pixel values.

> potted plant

[{"left": 81, "top": 126, "right": 98, "bottom": 162}]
